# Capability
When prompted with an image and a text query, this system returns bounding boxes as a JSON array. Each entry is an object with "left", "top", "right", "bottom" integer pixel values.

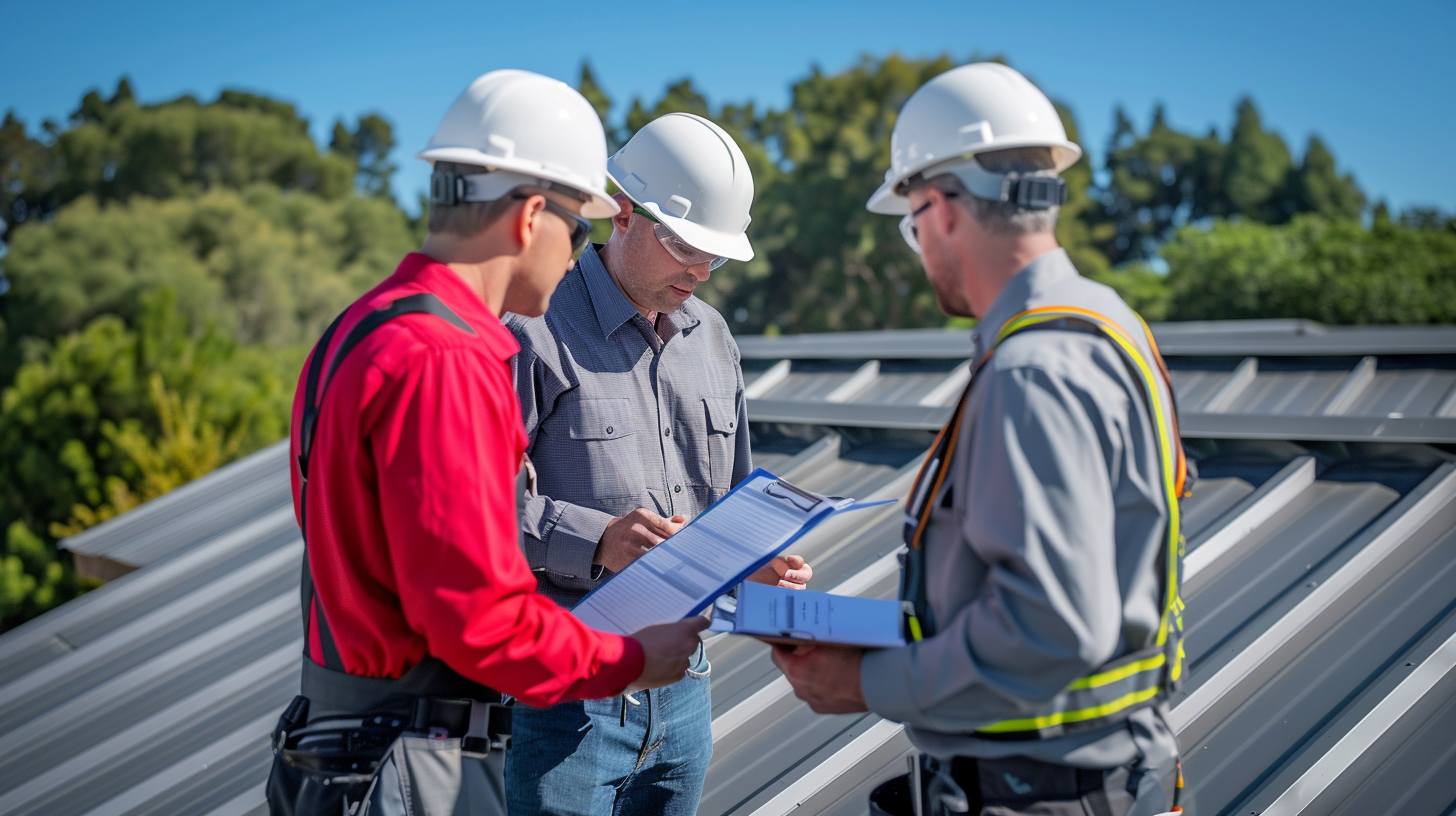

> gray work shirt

[
  {"left": 506, "top": 244, "right": 752, "bottom": 608},
  {"left": 860, "top": 249, "right": 1179, "bottom": 770}
]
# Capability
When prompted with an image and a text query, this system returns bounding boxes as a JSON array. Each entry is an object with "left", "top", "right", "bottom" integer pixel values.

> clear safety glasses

[
  {"left": 898, "top": 191, "right": 959, "bottom": 255},
  {"left": 632, "top": 206, "right": 730, "bottom": 270}
]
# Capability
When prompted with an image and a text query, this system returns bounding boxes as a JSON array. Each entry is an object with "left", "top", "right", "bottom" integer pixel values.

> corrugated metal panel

[
  {"left": 734, "top": 321, "right": 1456, "bottom": 360},
  {"left": 59, "top": 442, "right": 292, "bottom": 580},
  {"left": 4, "top": 320, "right": 1455, "bottom": 816}
]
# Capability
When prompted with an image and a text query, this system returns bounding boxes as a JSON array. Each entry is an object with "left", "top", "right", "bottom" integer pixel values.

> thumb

[
  {"left": 782, "top": 554, "right": 806, "bottom": 570},
  {"left": 680, "top": 616, "right": 711, "bottom": 634}
]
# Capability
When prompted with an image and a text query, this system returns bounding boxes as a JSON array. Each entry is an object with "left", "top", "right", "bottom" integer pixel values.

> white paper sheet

[{"left": 571, "top": 469, "right": 892, "bottom": 636}]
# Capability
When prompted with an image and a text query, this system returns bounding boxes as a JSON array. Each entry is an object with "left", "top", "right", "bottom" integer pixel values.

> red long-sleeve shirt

[{"left": 288, "top": 253, "right": 643, "bottom": 707}]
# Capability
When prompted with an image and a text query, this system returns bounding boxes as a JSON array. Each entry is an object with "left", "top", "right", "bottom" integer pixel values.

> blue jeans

[{"left": 505, "top": 643, "right": 713, "bottom": 816}]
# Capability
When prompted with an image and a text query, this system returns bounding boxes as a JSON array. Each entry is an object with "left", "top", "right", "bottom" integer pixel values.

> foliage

[
  {"left": 1163, "top": 215, "right": 1456, "bottom": 324},
  {"left": 330, "top": 113, "right": 399, "bottom": 197},
  {"left": 575, "top": 56, "right": 1379, "bottom": 334},
  {"left": 0, "top": 288, "right": 298, "bottom": 628},
  {"left": 1, "top": 78, "right": 360, "bottom": 245},
  {"left": 0, "top": 185, "right": 413, "bottom": 380},
  {"left": 1089, "top": 99, "right": 1365, "bottom": 265}
]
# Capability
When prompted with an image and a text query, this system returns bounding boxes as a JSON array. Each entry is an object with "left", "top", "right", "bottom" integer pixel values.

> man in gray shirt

[
  {"left": 505, "top": 113, "right": 811, "bottom": 816},
  {"left": 772, "top": 64, "right": 1184, "bottom": 816}
]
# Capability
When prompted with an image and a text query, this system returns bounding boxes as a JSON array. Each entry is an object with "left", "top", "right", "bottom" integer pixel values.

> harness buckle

[{"left": 463, "top": 699, "right": 512, "bottom": 755}]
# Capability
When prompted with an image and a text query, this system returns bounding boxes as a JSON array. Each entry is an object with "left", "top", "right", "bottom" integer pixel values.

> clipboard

[
  {"left": 570, "top": 469, "right": 894, "bottom": 636},
  {"left": 708, "top": 582, "right": 906, "bottom": 649}
]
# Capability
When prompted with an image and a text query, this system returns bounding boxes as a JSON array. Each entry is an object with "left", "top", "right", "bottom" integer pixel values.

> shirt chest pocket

[
  {"left": 551, "top": 396, "right": 643, "bottom": 499},
  {"left": 562, "top": 397, "right": 635, "bottom": 441},
  {"left": 703, "top": 396, "right": 737, "bottom": 489}
]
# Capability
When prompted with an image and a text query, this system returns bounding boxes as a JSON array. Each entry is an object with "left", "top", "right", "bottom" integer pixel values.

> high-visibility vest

[{"left": 900, "top": 306, "right": 1189, "bottom": 740}]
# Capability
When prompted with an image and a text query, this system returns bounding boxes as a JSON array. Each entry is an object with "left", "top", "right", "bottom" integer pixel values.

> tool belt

[
  {"left": 265, "top": 657, "right": 511, "bottom": 816},
  {"left": 869, "top": 753, "right": 1147, "bottom": 816}
]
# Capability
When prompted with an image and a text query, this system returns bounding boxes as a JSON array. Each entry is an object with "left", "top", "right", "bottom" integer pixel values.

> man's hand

[
  {"left": 628, "top": 616, "right": 710, "bottom": 691},
  {"left": 748, "top": 554, "right": 813, "bottom": 589},
  {"left": 770, "top": 644, "right": 868, "bottom": 714},
  {"left": 596, "top": 509, "right": 685, "bottom": 573}
]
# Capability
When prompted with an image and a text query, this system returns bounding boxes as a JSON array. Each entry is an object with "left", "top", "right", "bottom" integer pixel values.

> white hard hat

[
  {"left": 866, "top": 63, "right": 1082, "bottom": 216},
  {"left": 607, "top": 113, "right": 755, "bottom": 262},
  {"left": 418, "top": 69, "right": 618, "bottom": 218}
]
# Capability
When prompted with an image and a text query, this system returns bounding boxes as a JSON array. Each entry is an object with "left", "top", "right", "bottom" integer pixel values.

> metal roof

[{"left": 6, "top": 319, "right": 1456, "bottom": 816}]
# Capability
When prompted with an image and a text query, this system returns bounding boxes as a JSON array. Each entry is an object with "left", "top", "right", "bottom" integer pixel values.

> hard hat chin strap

[
  {"left": 938, "top": 161, "right": 1068, "bottom": 210},
  {"left": 429, "top": 169, "right": 589, "bottom": 207}
]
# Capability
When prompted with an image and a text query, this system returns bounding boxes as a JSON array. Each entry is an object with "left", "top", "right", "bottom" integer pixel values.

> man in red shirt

[{"left": 265, "top": 70, "right": 707, "bottom": 816}]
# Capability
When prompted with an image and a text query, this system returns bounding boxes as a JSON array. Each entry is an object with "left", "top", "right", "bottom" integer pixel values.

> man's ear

[
  {"left": 513, "top": 194, "right": 545, "bottom": 249},
  {"left": 611, "top": 193, "right": 633, "bottom": 237}
]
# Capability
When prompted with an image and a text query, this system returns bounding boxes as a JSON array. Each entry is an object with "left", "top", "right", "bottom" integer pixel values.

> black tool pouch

[
  {"left": 265, "top": 695, "right": 406, "bottom": 816},
  {"left": 869, "top": 754, "right": 972, "bottom": 816}
]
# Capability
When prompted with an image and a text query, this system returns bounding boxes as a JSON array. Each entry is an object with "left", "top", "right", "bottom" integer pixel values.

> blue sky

[{"left": 3, "top": 0, "right": 1452, "bottom": 216}]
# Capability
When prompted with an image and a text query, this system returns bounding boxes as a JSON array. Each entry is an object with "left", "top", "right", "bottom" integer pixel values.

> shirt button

[
  {"left": 605, "top": 426, "right": 614, "bottom": 435},
  {"left": 728, "top": 421, "right": 735, "bottom": 429},
  {"left": 674, "top": 484, "right": 682, "bottom": 493},
  {"left": 664, "top": 428, "right": 671, "bottom": 437}
]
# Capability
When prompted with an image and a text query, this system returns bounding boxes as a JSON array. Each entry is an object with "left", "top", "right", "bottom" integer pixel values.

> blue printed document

[
  {"left": 571, "top": 469, "right": 893, "bottom": 636},
  {"left": 709, "top": 583, "right": 905, "bottom": 648}
]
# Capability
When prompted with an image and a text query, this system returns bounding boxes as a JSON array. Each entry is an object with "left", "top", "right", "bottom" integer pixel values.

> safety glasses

[
  {"left": 632, "top": 205, "right": 729, "bottom": 270},
  {"left": 514, "top": 193, "right": 592, "bottom": 254},
  {"left": 898, "top": 191, "right": 958, "bottom": 255}
]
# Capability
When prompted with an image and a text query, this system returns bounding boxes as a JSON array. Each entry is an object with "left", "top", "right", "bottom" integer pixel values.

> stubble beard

[{"left": 923, "top": 254, "right": 974, "bottom": 320}]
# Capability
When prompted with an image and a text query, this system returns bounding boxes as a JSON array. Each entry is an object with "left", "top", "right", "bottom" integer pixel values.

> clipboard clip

[{"left": 764, "top": 480, "right": 836, "bottom": 512}]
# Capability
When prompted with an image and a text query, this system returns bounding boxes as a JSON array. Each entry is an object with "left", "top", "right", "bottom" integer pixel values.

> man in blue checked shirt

[{"left": 504, "top": 113, "right": 813, "bottom": 816}]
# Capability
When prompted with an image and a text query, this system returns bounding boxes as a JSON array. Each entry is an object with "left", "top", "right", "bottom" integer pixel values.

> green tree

[
  {"left": 0, "top": 110, "right": 62, "bottom": 244},
  {"left": 0, "top": 185, "right": 414, "bottom": 380},
  {"left": 0, "top": 78, "right": 359, "bottom": 252},
  {"left": 1090, "top": 105, "right": 1224, "bottom": 264},
  {"left": 1163, "top": 215, "right": 1456, "bottom": 324},
  {"left": 330, "top": 113, "right": 397, "bottom": 197},
  {"left": 1218, "top": 98, "right": 1294, "bottom": 222},
  {"left": 1282, "top": 136, "right": 1364, "bottom": 221},
  {"left": 0, "top": 289, "right": 297, "bottom": 628}
]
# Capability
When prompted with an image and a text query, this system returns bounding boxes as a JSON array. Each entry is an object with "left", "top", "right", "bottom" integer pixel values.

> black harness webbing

[{"left": 295, "top": 293, "right": 481, "bottom": 684}]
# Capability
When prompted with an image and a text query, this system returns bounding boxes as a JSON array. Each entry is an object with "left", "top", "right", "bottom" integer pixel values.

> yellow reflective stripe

[
  {"left": 907, "top": 616, "right": 924, "bottom": 643},
  {"left": 996, "top": 309, "right": 1181, "bottom": 649},
  {"left": 976, "top": 685, "right": 1163, "bottom": 734},
  {"left": 1064, "top": 653, "right": 1165, "bottom": 691}
]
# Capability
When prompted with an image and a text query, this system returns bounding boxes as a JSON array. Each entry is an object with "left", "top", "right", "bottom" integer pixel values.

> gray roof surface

[{"left": 6, "top": 319, "right": 1456, "bottom": 816}]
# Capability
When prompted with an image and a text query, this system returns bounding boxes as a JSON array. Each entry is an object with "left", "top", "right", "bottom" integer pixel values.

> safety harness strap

[
  {"left": 297, "top": 293, "right": 476, "bottom": 674},
  {"left": 900, "top": 306, "right": 1186, "bottom": 740}
]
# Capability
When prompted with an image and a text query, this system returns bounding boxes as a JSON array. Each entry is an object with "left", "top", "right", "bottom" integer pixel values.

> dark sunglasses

[{"left": 514, "top": 193, "right": 591, "bottom": 254}]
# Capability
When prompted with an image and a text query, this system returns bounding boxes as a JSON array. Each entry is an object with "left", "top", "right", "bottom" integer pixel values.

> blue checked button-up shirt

[{"left": 506, "top": 245, "right": 752, "bottom": 608}]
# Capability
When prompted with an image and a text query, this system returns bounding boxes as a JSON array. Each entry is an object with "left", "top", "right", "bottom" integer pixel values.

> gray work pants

[{"left": 364, "top": 737, "right": 506, "bottom": 816}]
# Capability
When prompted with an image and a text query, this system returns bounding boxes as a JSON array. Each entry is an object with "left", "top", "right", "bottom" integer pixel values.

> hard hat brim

[
  {"left": 655, "top": 210, "right": 754, "bottom": 262},
  {"left": 864, "top": 139, "right": 1083, "bottom": 215},
  {"left": 614, "top": 187, "right": 755, "bottom": 262},
  {"left": 418, "top": 146, "right": 619, "bottom": 219}
]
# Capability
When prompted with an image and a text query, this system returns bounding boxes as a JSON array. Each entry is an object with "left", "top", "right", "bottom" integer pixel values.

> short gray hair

[{"left": 909, "top": 146, "right": 1060, "bottom": 236}]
